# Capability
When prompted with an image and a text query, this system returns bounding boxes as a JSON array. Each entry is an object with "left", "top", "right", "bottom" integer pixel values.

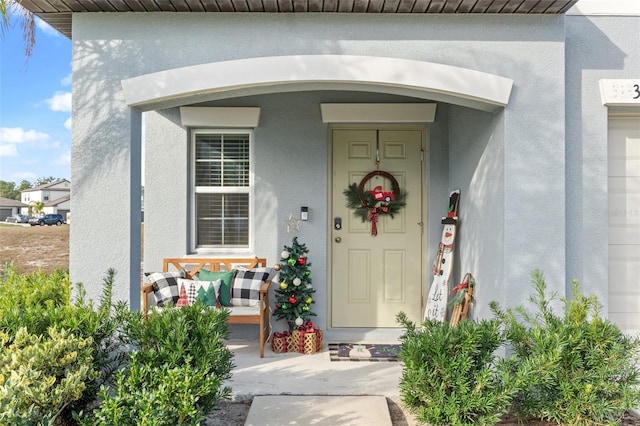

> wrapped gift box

[
  {"left": 290, "top": 322, "right": 323, "bottom": 354},
  {"left": 271, "top": 331, "right": 290, "bottom": 353}
]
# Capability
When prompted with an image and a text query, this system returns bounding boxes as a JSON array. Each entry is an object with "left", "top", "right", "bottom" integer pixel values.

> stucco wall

[
  {"left": 72, "top": 12, "right": 567, "bottom": 328},
  {"left": 144, "top": 108, "right": 188, "bottom": 266},
  {"left": 565, "top": 11, "right": 640, "bottom": 310},
  {"left": 448, "top": 106, "right": 506, "bottom": 319}
]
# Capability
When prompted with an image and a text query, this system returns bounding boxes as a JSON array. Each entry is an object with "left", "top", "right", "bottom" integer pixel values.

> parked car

[
  {"left": 29, "top": 214, "right": 65, "bottom": 226},
  {"left": 5, "top": 214, "right": 29, "bottom": 223}
]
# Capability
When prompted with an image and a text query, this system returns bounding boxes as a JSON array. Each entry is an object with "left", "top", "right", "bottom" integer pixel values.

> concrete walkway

[
  {"left": 245, "top": 395, "right": 392, "bottom": 426},
  {"left": 225, "top": 334, "right": 406, "bottom": 425}
]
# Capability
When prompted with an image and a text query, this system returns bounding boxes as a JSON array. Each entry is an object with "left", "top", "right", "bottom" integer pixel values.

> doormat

[{"left": 328, "top": 343, "right": 402, "bottom": 362}]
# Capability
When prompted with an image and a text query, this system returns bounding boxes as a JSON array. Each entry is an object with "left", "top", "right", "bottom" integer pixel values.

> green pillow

[{"left": 198, "top": 270, "right": 235, "bottom": 307}]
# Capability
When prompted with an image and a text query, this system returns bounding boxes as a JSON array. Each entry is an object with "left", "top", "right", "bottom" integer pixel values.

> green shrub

[
  {"left": 0, "top": 327, "right": 98, "bottom": 425},
  {"left": 0, "top": 265, "right": 132, "bottom": 424},
  {"left": 396, "top": 312, "right": 515, "bottom": 426},
  {"left": 490, "top": 270, "right": 640, "bottom": 425},
  {"left": 89, "top": 302, "right": 234, "bottom": 425},
  {"left": 0, "top": 264, "right": 70, "bottom": 336},
  {"left": 0, "top": 266, "right": 235, "bottom": 425}
]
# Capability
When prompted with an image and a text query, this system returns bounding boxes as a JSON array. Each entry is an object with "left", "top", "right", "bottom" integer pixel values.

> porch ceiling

[{"left": 20, "top": 0, "right": 578, "bottom": 38}]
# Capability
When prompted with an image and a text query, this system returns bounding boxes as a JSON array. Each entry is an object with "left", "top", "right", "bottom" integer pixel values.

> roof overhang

[{"left": 19, "top": 0, "right": 579, "bottom": 38}]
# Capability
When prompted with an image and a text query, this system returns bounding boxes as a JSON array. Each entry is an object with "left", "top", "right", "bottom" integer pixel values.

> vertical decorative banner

[{"left": 425, "top": 189, "right": 461, "bottom": 322}]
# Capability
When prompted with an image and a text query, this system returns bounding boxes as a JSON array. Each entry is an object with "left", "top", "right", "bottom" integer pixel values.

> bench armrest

[
  {"left": 141, "top": 283, "right": 154, "bottom": 317},
  {"left": 260, "top": 281, "right": 270, "bottom": 294}
]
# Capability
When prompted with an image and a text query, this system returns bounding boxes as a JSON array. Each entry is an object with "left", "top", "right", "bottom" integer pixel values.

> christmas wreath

[{"left": 344, "top": 170, "right": 407, "bottom": 236}]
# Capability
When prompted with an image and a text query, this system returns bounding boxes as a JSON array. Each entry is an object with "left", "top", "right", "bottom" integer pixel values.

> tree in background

[
  {"left": 0, "top": 180, "right": 30, "bottom": 200},
  {"left": 1, "top": 0, "right": 36, "bottom": 58},
  {"left": 33, "top": 177, "right": 57, "bottom": 187},
  {"left": 0, "top": 178, "right": 62, "bottom": 200},
  {"left": 29, "top": 201, "right": 45, "bottom": 217},
  {"left": 17, "top": 180, "right": 31, "bottom": 193},
  {"left": 0, "top": 180, "right": 20, "bottom": 200}
]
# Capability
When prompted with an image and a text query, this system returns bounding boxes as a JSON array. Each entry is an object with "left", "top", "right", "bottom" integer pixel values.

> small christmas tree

[{"left": 273, "top": 237, "right": 316, "bottom": 329}]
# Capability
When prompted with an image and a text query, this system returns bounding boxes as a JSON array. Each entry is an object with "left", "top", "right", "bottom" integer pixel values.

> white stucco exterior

[{"left": 68, "top": 3, "right": 639, "bottom": 338}]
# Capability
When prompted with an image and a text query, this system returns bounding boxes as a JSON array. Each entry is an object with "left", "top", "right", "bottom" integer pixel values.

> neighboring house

[
  {"left": 20, "top": 179, "right": 71, "bottom": 218},
  {"left": 0, "top": 197, "right": 28, "bottom": 221},
  {"left": 44, "top": 194, "right": 71, "bottom": 220},
  {"left": 20, "top": 0, "right": 640, "bottom": 338}
]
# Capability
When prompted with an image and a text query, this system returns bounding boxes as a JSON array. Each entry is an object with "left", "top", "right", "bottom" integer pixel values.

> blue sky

[{"left": 0, "top": 13, "right": 72, "bottom": 185}]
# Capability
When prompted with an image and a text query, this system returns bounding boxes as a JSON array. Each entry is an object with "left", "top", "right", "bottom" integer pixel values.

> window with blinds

[{"left": 193, "top": 132, "right": 250, "bottom": 248}]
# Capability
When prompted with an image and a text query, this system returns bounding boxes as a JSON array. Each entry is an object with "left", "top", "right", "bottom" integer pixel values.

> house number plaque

[{"left": 599, "top": 79, "right": 640, "bottom": 106}]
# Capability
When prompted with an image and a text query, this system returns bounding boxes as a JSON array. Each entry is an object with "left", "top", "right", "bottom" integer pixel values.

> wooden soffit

[{"left": 19, "top": 0, "right": 579, "bottom": 38}]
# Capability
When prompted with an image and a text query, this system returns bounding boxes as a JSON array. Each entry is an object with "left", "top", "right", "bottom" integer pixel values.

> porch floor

[
  {"left": 226, "top": 331, "right": 404, "bottom": 401},
  {"left": 226, "top": 334, "right": 404, "bottom": 425}
]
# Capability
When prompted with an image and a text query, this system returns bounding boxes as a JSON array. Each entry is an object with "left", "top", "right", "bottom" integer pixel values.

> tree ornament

[
  {"left": 282, "top": 304, "right": 288, "bottom": 310},
  {"left": 297, "top": 257, "right": 306, "bottom": 265},
  {"left": 344, "top": 170, "right": 407, "bottom": 236},
  {"left": 288, "top": 296, "right": 297, "bottom": 304},
  {"left": 293, "top": 277, "right": 301, "bottom": 286},
  {"left": 281, "top": 250, "right": 290, "bottom": 259},
  {"left": 280, "top": 282, "right": 288, "bottom": 290},
  {"left": 295, "top": 317, "right": 304, "bottom": 326},
  {"left": 306, "top": 297, "right": 313, "bottom": 304},
  {"left": 303, "top": 306, "right": 310, "bottom": 311},
  {"left": 288, "top": 258, "right": 296, "bottom": 266},
  {"left": 306, "top": 284, "right": 312, "bottom": 289},
  {"left": 274, "top": 264, "right": 281, "bottom": 271},
  {"left": 305, "top": 270, "right": 311, "bottom": 277}
]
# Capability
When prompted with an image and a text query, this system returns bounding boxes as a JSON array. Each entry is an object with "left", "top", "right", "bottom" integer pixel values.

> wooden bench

[{"left": 141, "top": 257, "right": 271, "bottom": 358}]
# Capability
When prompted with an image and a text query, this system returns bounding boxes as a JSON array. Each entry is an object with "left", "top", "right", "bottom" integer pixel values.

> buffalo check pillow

[
  {"left": 146, "top": 271, "right": 184, "bottom": 307},
  {"left": 233, "top": 266, "right": 277, "bottom": 283},
  {"left": 231, "top": 270, "right": 271, "bottom": 307}
]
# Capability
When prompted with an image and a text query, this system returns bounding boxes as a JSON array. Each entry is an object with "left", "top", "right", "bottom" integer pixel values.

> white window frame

[{"left": 190, "top": 128, "right": 254, "bottom": 254}]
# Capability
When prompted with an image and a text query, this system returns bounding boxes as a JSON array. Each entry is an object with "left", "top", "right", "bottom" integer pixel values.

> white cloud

[
  {"left": 46, "top": 91, "right": 72, "bottom": 112},
  {"left": 35, "top": 17, "right": 60, "bottom": 37},
  {"left": 55, "top": 150, "right": 71, "bottom": 165},
  {"left": 61, "top": 73, "right": 72, "bottom": 86},
  {"left": 0, "top": 144, "right": 18, "bottom": 157},
  {"left": 64, "top": 117, "right": 72, "bottom": 130},
  {"left": 12, "top": 171, "right": 38, "bottom": 182},
  {"left": 0, "top": 127, "right": 49, "bottom": 143}
]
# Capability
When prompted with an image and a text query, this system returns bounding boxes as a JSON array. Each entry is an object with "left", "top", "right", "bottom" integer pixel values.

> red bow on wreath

[{"left": 367, "top": 206, "right": 389, "bottom": 236}]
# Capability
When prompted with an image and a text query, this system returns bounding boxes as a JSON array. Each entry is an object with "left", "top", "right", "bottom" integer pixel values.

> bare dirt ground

[
  {"left": 207, "top": 399, "right": 640, "bottom": 426},
  {"left": 0, "top": 223, "right": 69, "bottom": 274},
  {"left": 1, "top": 224, "right": 638, "bottom": 425}
]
